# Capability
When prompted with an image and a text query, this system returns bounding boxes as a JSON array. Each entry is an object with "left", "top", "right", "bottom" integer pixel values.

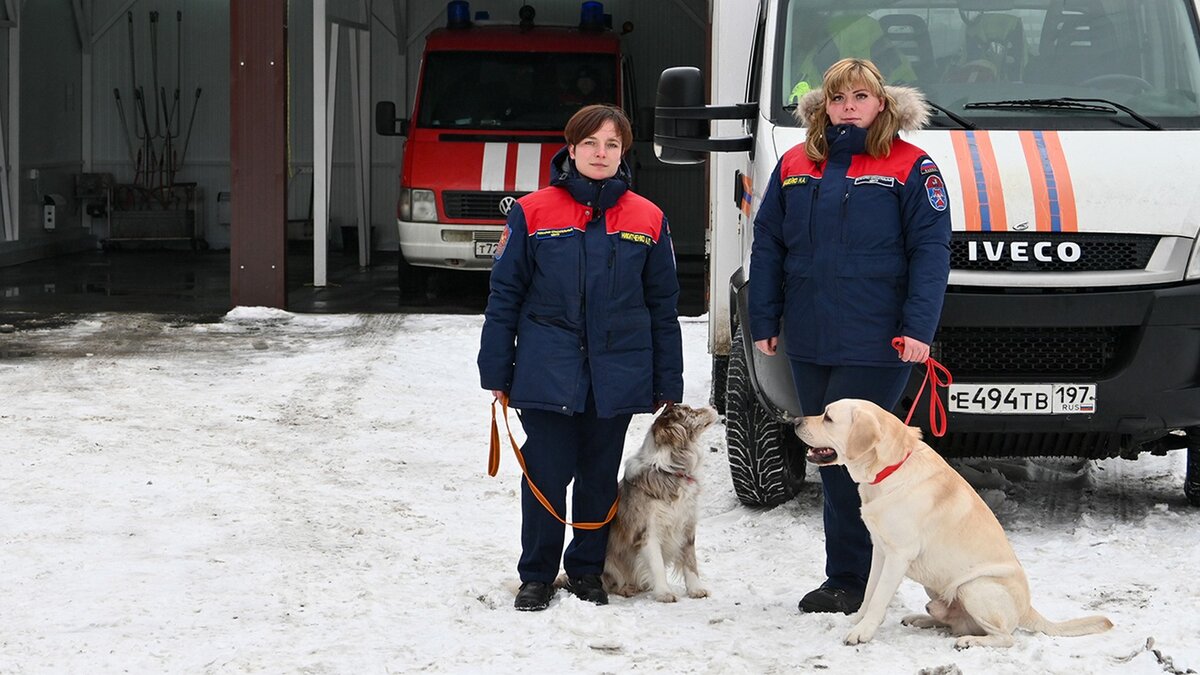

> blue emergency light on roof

[
  {"left": 446, "top": 1, "right": 471, "bottom": 29},
  {"left": 580, "top": 1, "right": 604, "bottom": 30}
]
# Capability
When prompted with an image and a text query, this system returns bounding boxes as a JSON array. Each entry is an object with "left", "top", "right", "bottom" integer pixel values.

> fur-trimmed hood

[{"left": 794, "top": 85, "right": 931, "bottom": 132}]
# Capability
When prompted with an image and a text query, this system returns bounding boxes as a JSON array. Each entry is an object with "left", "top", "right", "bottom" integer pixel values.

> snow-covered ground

[{"left": 1, "top": 309, "right": 1197, "bottom": 674}]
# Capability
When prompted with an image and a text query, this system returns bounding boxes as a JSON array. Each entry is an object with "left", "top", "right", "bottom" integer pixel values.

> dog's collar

[
  {"left": 869, "top": 451, "right": 912, "bottom": 485},
  {"left": 674, "top": 471, "right": 696, "bottom": 484}
]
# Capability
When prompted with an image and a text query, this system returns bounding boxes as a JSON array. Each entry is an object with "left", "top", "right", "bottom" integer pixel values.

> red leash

[{"left": 892, "top": 337, "right": 953, "bottom": 437}]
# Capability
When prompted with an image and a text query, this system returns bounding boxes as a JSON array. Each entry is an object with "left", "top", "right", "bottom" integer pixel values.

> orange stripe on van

[
  {"left": 973, "top": 131, "right": 1007, "bottom": 232},
  {"left": 1040, "top": 131, "right": 1077, "bottom": 232},
  {"left": 741, "top": 173, "right": 752, "bottom": 217},
  {"left": 950, "top": 131, "right": 981, "bottom": 231},
  {"left": 1019, "top": 131, "right": 1052, "bottom": 231}
]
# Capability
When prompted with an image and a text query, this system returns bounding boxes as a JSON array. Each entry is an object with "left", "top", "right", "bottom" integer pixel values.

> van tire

[{"left": 725, "top": 325, "right": 806, "bottom": 507}]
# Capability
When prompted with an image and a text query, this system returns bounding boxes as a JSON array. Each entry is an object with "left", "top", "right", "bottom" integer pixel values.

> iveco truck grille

[
  {"left": 443, "top": 191, "right": 528, "bottom": 220},
  {"left": 950, "top": 232, "right": 1158, "bottom": 272},
  {"left": 932, "top": 326, "right": 1125, "bottom": 376}
]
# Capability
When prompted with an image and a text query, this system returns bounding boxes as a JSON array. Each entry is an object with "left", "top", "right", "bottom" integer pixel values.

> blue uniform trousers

[
  {"left": 516, "top": 399, "right": 632, "bottom": 584},
  {"left": 789, "top": 361, "right": 912, "bottom": 592}
]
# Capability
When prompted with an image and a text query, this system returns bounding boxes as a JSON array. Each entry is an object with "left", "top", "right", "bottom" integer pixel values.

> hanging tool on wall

[
  {"left": 112, "top": 89, "right": 138, "bottom": 171},
  {"left": 113, "top": 9, "right": 200, "bottom": 194}
]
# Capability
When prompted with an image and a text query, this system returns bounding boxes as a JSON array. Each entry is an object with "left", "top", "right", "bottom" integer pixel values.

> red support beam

[{"left": 230, "top": 0, "right": 287, "bottom": 308}]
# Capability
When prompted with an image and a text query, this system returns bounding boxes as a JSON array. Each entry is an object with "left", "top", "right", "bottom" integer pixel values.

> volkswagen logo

[{"left": 498, "top": 196, "right": 517, "bottom": 216}]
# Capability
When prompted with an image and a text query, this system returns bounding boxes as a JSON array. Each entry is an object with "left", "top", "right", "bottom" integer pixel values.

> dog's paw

[
  {"left": 954, "top": 634, "right": 1014, "bottom": 649},
  {"left": 901, "top": 613, "right": 938, "bottom": 629},
  {"left": 686, "top": 586, "right": 709, "bottom": 599},
  {"left": 613, "top": 585, "right": 639, "bottom": 598},
  {"left": 653, "top": 590, "right": 678, "bottom": 603},
  {"left": 844, "top": 620, "right": 877, "bottom": 645}
]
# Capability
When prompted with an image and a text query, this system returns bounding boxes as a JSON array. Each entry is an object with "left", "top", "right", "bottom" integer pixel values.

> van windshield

[
  {"left": 773, "top": 0, "right": 1200, "bottom": 129},
  {"left": 416, "top": 52, "right": 618, "bottom": 131}
]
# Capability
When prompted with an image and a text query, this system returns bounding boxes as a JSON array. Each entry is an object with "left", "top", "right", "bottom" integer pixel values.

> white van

[{"left": 655, "top": 0, "right": 1200, "bottom": 506}]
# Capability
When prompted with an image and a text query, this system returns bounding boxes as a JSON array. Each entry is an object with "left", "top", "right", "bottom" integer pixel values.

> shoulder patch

[
  {"left": 494, "top": 225, "right": 511, "bottom": 260},
  {"left": 920, "top": 158, "right": 939, "bottom": 175},
  {"left": 925, "top": 174, "right": 948, "bottom": 211}
]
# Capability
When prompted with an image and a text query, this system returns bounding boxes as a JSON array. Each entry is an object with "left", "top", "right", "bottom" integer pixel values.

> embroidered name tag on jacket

[
  {"left": 619, "top": 231, "right": 654, "bottom": 246},
  {"left": 782, "top": 175, "right": 809, "bottom": 187},
  {"left": 853, "top": 175, "right": 896, "bottom": 187},
  {"left": 534, "top": 227, "right": 578, "bottom": 240}
]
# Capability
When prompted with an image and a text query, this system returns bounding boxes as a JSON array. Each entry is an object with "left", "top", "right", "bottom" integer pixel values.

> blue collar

[
  {"left": 548, "top": 146, "right": 631, "bottom": 211},
  {"left": 825, "top": 124, "right": 869, "bottom": 159}
]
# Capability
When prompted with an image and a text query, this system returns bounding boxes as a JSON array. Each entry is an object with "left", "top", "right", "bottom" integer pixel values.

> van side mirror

[
  {"left": 654, "top": 66, "right": 754, "bottom": 164},
  {"left": 375, "top": 101, "right": 409, "bottom": 137},
  {"left": 655, "top": 67, "right": 708, "bottom": 164}
]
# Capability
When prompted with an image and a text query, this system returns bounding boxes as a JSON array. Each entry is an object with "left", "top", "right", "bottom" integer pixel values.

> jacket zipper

[
  {"left": 606, "top": 245, "right": 616, "bottom": 349},
  {"left": 808, "top": 183, "right": 820, "bottom": 246},
  {"left": 840, "top": 188, "right": 851, "bottom": 244}
]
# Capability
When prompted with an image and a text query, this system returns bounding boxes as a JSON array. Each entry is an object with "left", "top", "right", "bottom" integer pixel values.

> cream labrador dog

[{"left": 796, "top": 399, "right": 1113, "bottom": 648}]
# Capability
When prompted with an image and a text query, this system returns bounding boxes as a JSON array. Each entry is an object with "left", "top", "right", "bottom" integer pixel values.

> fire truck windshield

[{"left": 416, "top": 52, "right": 618, "bottom": 131}]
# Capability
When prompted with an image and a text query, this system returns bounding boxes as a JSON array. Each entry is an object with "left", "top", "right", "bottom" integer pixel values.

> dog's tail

[{"left": 1021, "top": 607, "right": 1113, "bottom": 637}]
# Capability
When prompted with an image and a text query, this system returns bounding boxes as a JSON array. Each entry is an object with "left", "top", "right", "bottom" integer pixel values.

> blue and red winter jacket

[
  {"left": 749, "top": 124, "right": 951, "bottom": 366},
  {"left": 478, "top": 147, "right": 683, "bottom": 417}
]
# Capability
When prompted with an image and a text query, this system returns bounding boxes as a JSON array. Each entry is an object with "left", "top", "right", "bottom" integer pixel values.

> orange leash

[
  {"left": 892, "top": 337, "right": 953, "bottom": 438},
  {"left": 488, "top": 394, "right": 619, "bottom": 530}
]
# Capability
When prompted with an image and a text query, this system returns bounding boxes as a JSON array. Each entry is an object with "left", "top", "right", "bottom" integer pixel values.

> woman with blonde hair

[{"left": 749, "top": 58, "right": 951, "bottom": 614}]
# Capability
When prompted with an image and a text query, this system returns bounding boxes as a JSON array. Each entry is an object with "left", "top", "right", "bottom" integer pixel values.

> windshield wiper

[
  {"left": 925, "top": 100, "right": 976, "bottom": 129},
  {"left": 964, "top": 97, "right": 1162, "bottom": 130}
]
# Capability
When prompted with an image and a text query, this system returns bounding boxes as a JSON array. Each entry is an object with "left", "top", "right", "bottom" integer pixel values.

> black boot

[
  {"left": 798, "top": 585, "right": 864, "bottom": 614},
  {"left": 565, "top": 574, "right": 609, "bottom": 605},
  {"left": 514, "top": 581, "right": 555, "bottom": 611}
]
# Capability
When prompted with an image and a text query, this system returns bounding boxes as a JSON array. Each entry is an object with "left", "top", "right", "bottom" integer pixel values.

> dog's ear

[
  {"left": 652, "top": 407, "right": 689, "bottom": 448},
  {"left": 844, "top": 407, "right": 881, "bottom": 462}
]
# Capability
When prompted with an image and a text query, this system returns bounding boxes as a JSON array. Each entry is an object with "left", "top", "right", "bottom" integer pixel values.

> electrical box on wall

[{"left": 43, "top": 194, "right": 66, "bottom": 230}]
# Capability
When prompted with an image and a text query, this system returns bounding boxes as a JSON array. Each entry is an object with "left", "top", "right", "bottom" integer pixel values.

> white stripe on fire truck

[
  {"left": 481, "top": 143, "right": 507, "bottom": 191},
  {"left": 515, "top": 144, "right": 542, "bottom": 192}
]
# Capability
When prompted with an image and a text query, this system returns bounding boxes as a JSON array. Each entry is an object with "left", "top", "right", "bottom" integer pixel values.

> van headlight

[
  {"left": 399, "top": 188, "right": 437, "bottom": 222},
  {"left": 1189, "top": 235, "right": 1200, "bottom": 280}
]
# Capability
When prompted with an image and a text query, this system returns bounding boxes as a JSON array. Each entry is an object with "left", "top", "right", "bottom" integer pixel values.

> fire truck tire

[
  {"left": 1185, "top": 446, "right": 1200, "bottom": 507},
  {"left": 725, "top": 324, "right": 806, "bottom": 507},
  {"left": 710, "top": 354, "right": 728, "bottom": 416},
  {"left": 397, "top": 254, "right": 431, "bottom": 300}
]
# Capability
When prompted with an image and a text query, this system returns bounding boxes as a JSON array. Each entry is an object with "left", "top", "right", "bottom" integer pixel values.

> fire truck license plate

[
  {"left": 474, "top": 241, "right": 498, "bottom": 258},
  {"left": 948, "top": 384, "right": 1096, "bottom": 415}
]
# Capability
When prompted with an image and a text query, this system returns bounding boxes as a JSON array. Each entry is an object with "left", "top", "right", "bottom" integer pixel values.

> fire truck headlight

[
  {"left": 410, "top": 189, "right": 437, "bottom": 222},
  {"left": 1188, "top": 234, "right": 1200, "bottom": 280}
]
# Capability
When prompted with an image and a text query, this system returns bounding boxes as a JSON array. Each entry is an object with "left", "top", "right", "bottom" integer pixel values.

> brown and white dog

[
  {"left": 602, "top": 403, "right": 719, "bottom": 602},
  {"left": 796, "top": 398, "right": 1113, "bottom": 648}
]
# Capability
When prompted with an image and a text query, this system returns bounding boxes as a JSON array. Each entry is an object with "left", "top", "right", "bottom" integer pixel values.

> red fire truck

[{"left": 376, "top": 2, "right": 634, "bottom": 276}]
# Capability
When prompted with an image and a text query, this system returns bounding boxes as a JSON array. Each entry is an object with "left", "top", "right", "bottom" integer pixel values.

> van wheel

[
  {"left": 1185, "top": 446, "right": 1200, "bottom": 507},
  {"left": 710, "top": 354, "right": 728, "bottom": 416},
  {"left": 725, "top": 324, "right": 806, "bottom": 507}
]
